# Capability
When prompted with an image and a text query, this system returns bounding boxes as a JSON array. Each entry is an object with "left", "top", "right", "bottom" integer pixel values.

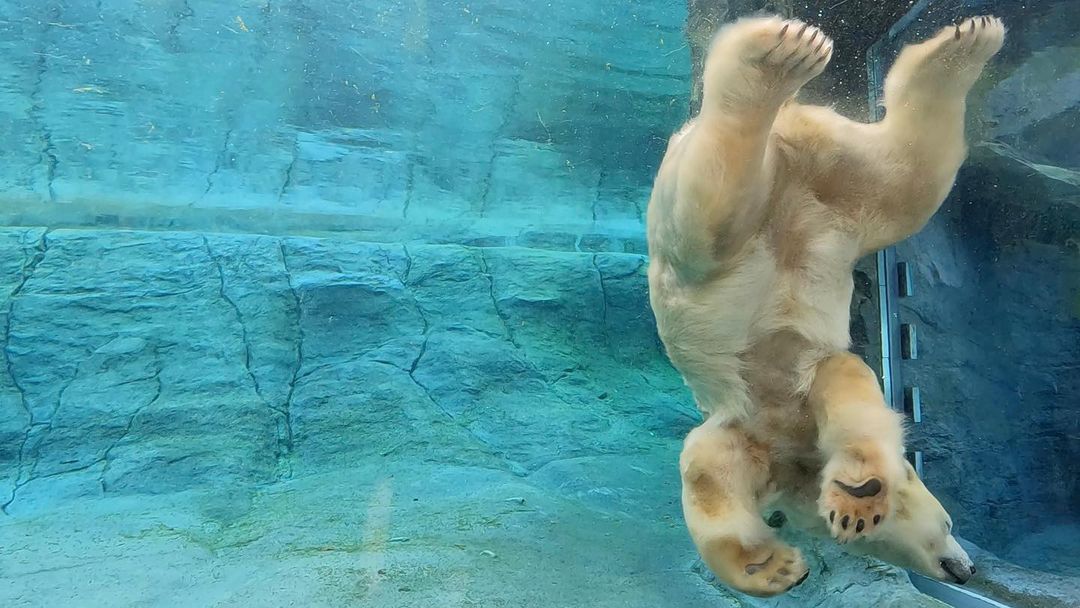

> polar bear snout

[{"left": 940, "top": 557, "right": 976, "bottom": 585}]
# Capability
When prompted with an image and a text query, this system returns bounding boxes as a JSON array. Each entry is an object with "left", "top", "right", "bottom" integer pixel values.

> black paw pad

[
  {"left": 841, "top": 515, "right": 850, "bottom": 530},
  {"left": 835, "top": 478, "right": 882, "bottom": 498},
  {"left": 767, "top": 511, "right": 787, "bottom": 528},
  {"left": 855, "top": 519, "right": 865, "bottom": 533}
]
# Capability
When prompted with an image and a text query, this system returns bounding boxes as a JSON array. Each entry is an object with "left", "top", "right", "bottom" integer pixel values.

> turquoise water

[{"left": 0, "top": 2, "right": 1076, "bottom": 607}]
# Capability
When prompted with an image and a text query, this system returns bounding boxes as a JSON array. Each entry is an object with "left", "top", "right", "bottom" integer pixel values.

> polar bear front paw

[
  {"left": 818, "top": 443, "right": 900, "bottom": 543},
  {"left": 708, "top": 17, "right": 833, "bottom": 103}
]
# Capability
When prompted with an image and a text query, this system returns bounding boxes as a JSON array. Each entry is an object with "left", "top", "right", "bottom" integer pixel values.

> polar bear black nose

[{"left": 940, "top": 559, "right": 972, "bottom": 584}]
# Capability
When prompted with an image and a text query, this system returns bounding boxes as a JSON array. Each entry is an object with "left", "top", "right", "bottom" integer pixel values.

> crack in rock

[
  {"left": 470, "top": 248, "right": 584, "bottom": 416},
  {"left": 551, "top": 363, "right": 585, "bottom": 387},
  {"left": 100, "top": 366, "right": 163, "bottom": 494},
  {"left": 380, "top": 246, "right": 408, "bottom": 287},
  {"left": 610, "top": 256, "right": 647, "bottom": 280},
  {"left": 810, "top": 580, "right": 861, "bottom": 608},
  {"left": 204, "top": 237, "right": 295, "bottom": 480},
  {"left": 202, "top": 237, "right": 270, "bottom": 410},
  {"left": 166, "top": 0, "right": 195, "bottom": 49},
  {"left": 474, "top": 248, "right": 519, "bottom": 348},
  {"left": 4, "top": 229, "right": 49, "bottom": 420},
  {"left": 402, "top": 246, "right": 524, "bottom": 474},
  {"left": 277, "top": 240, "right": 301, "bottom": 479},
  {"left": 198, "top": 129, "right": 234, "bottom": 204},
  {"left": 30, "top": 43, "right": 59, "bottom": 202},
  {"left": 7, "top": 359, "right": 90, "bottom": 502},
  {"left": 592, "top": 169, "right": 605, "bottom": 224},
  {"left": 1, "top": 426, "right": 36, "bottom": 515},
  {"left": 591, "top": 254, "right": 610, "bottom": 331},
  {"left": 3, "top": 346, "right": 161, "bottom": 511},
  {"left": 52, "top": 366, "right": 79, "bottom": 420},
  {"left": 401, "top": 243, "right": 415, "bottom": 285},
  {"left": 277, "top": 134, "right": 298, "bottom": 203},
  {"left": 402, "top": 89, "right": 435, "bottom": 221},
  {"left": 400, "top": 247, "right": 441, "bottom": 412},
  {"left": 631, "top": 191, "right": 644, "bottom": 221},
  {"left": 402, "top": 245, "right": 428, "bottom": 378},
  {"left": 2, "top": 230, "right": 50, "bottom": 514},
  {"left": 2, "top": 362, "right": 162, "bottom": 512},
  {"left": 478, "top": 74, "right": 523, "bottom": 219},
  {"left": 402, "top": 157, "right": 415, "bottom": 220}
]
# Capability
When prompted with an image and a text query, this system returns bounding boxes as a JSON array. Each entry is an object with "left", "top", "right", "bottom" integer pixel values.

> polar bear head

[{"left": 857, "top": 462, "right": 975, "bottom": 584}]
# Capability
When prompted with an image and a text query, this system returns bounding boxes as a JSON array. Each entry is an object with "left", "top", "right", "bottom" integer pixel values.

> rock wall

[
  {"left": 0, "top": 228, "right": 688, "bottom": 512},
  {"left": 0, "top": 227, "right": 947, "bottom": 607},
  {"left": 883, "top": 0, "right": 1080, "bottom": 572},
  {"left": 0, "top": 0, "right": 690, "bottom": 248}
]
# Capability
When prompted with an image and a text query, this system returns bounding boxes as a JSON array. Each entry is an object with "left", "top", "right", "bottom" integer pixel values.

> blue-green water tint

[
  {"left": 0, "top": 1, "right": 1076, "bottom": 607},
  {"left": 0, "top": 1, "right": 688, "bottom": 250},
  {"left": 872, "top": 2, "right": 1079, "bottom": 606}
]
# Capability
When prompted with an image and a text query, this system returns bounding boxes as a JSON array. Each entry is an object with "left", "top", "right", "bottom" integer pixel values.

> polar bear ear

[{"left": 902, "top": 459, "right": 917, "bottom": 482}]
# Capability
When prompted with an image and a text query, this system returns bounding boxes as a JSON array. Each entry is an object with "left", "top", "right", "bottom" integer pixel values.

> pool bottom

[{"left": 1, "top": 455, "right": 953, "bottom": 608}]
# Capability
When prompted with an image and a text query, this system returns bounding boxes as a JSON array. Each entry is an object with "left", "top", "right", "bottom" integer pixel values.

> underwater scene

[{"left": 0, "top": 1, "right": 1075, "bottom": 607}]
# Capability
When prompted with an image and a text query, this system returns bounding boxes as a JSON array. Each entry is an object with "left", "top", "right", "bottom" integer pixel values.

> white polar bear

[{"left": 646, "top": 15, "right": 1005, "bottom": 597}]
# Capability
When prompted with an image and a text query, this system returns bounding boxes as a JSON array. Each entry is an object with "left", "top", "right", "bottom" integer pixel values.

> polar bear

[{"left": 646, "top": 15, "right": 1005, "bottom": 597}]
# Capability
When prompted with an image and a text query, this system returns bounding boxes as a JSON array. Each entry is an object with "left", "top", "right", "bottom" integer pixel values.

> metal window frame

[
  {"left": 910, "top": 574, "right": 1015, "bottom": 608},
  {"left": 865, "top": 2, "right": 1016, "bottom": 607}
]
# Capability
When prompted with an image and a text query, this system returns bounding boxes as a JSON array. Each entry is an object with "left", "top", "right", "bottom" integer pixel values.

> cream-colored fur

[{"left": 647, "top": 15, "right": 1004, "bottom": 597}]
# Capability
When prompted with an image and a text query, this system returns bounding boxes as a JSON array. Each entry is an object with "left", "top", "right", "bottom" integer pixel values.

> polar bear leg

[
  {"left": 857, "top": 16, "right": 1006, "bottom": 251},
  {"left": 883, "top": 16, "right": 1005, "bottom": 117},
  {"left": 807, "top": 352, "right": 908, "bottom": 543},
  {"left": 681, "top": 418, "right": 810, "bottom": 596},
  {"left": 658, "top": 17, "right": 833, "bottom": 277}
]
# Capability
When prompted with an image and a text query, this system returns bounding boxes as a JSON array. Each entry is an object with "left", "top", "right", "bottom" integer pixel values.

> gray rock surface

[
  {"left": 961, "top": 536, "right": 1080, "bottom": 608},
  {"left": 0, "top": 227, "right": 942, "bottom": 607}
]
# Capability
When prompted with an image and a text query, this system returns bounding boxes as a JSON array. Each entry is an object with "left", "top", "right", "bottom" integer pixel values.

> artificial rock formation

[{"left": 0, "top": 228, "right": 945, "bottom": 607}]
